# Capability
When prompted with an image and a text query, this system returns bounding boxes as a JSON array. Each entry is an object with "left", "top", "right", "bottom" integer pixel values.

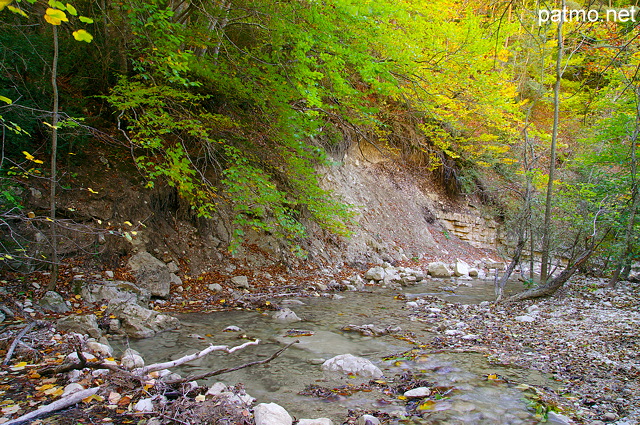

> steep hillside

[{"left": 17, "top": 140, "right": 499, "bottom": 278}]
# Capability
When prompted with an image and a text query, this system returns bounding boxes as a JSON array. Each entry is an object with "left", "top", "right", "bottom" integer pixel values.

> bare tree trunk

[
  {"left": 506, "top": 246, "right": 593, "bottom": 303},
  {"left": 609, "top": 86, "right": 640, "bottom": 287},
  {"left": 540, "top": 1, "right": 565, "bottom": 283},
  {"left": 47, "top": 26, "right": 59, "bottom": 291},
  {"left": 495, "top": 236, "right": 527, "bottom": 302}
]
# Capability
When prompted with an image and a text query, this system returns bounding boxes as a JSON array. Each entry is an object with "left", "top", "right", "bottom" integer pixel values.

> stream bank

[{"left": 0, "top": 265, "right": 638, "bottom": 425}]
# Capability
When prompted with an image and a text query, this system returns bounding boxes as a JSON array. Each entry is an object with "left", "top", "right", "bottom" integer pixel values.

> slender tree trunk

[
  {"left": 609, "top": 86, "right": 640, "bottom": 287},
  {"left": 496, "top": 129, "right": 534, "bottom": 302},
  {"left": 47, "top": 26, "right": 59, "bottom": 291},
  {"left": 506, "top": 246, "right": 594, "bottom": 303},
  {"left": 540, "top": 1, "right": 565, "bottom": 283}
]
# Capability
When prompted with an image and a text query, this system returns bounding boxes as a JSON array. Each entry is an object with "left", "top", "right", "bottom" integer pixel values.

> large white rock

[
  {"left": 321, "top": 354, "right": 383, "bottom": 378},
  {"left": 364, "top": 266, "right": 385, "bottom": 281},
  {"left": 427, "top": 261, "right": 452, "bottom": 278},
  {"left": 108, "top": 300, "right": 180, "bottom": 338},
  {"left": 254, "top": 402, "right": 293, "bottom": 425},
  {"left": 127, "top": 251, "right": 172, "bottom": 298},
  {"left": 454, "top": 259, "right": 470, "bottom": 277}
]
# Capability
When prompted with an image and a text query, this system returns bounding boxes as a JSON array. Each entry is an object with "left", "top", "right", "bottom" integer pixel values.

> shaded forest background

[{"left": 2, "top": 0, "right": 640, "bottom": 290}]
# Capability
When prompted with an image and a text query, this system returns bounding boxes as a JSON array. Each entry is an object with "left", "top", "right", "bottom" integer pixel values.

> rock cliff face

[
  {"left": 306, "top": 142, "right": 500, "bottom": 266},
  {"left": 435, "top": 211, "right": 499, "bottom": 250}
]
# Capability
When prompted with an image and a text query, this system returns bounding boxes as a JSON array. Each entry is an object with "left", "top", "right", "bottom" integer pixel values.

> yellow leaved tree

[{"left": 1, "top": 0, "right": 93, "bottom": 289}]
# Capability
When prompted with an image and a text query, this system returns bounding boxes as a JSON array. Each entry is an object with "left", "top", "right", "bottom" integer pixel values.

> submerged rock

[
  {"left": 273, "top": 308, "right": 301, "bottom": 323},
  {"left": 321, "top": 354, "right": 383, "bottom": 378}
]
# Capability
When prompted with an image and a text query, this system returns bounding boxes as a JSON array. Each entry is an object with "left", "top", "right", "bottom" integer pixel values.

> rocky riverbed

[{"left": 0, "top": 256, "right": 638, "bottom": 425}]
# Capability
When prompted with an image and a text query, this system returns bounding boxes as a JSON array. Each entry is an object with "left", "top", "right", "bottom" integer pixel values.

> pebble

[
  {"left": 223, "top": 325, "right": 242, "bottom": 332},
  {"left": 603, "top": 412, "right": 618, "bottom": 422},
  {"left": 403, "top": 387, "right": 430, "bottom": 398}
]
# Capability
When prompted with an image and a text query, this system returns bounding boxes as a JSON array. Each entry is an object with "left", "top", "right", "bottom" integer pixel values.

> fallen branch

[
  {"left": 2, "top": 321, "right": 47, "bottom": 365},
  {"left": 133, "top": 339, "right": 261, "bottom": 376},
  {"left": 165, "top": 340, "right": 298, "bottom": 385},
  {"left": 3, "top": 387, "right": 100, "bottom": 425}
]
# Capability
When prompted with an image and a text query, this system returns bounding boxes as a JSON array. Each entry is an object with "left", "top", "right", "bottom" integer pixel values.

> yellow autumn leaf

[
  {"left": 72, "top": 29, "right": 93, "bottom": 43},
  {"left": 123, "top": 221, "right": 132, "bottom": 226},
  {"left": 36, "top": 384, "right": 55, "bottom": 391},
  {"left": 7, "top": 5, "right": 27, "bottom": 17},
  {"left": 22, "top": 151, "right": 34, "bottom": 161},
  {"left": 417, "top": 400, "right": 436, "bottom": 411},
  {"left": 82, "top": 394, "right": 104, "bottom": 403},
  {"left": 487, "top": 373, "right": 498, "bottom": 380},
  {"left": 44, "top": 7, "right": 68, "bottom": 25},
  {"left": 195, "top": 394, "right": 206, "bottom": 402},
  {"left": 44, "top": 386, "right": 61, "bottom": 395},
  {"left": 0, "top": 0, "right": 12, "bottom": 11},
  {"left": 10, "top": 361, "right": 27, "bottom": 371},
  {"left": 87, "top": 188, "right": 98, "bottom": 194}
]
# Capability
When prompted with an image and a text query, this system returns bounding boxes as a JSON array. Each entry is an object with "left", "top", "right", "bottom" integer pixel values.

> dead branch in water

[{"left": 165, "top": 340, "right": 298, "bottom": 385}]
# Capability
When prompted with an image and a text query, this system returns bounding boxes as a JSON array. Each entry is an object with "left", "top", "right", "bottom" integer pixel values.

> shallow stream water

[{"left": 120, "top": 279, "right": 558, "bottom": 424}]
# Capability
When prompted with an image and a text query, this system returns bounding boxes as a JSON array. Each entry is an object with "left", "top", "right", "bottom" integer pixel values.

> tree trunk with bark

[{"left": 505, "top": 247, "right": 593, "bottom": 303}]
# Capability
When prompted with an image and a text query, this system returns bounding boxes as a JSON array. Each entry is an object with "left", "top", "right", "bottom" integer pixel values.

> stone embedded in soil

[
  {"left": 231, "top": 275, "right": 252, "bottom": 289},
  {"left": 39, "top": 291, "right": 70, "bottom": 313},
  {"left": 57, "top": 314, "right": 102, "bottom": 339},
  {"left": 515, "top": 315, "right": 536, "bottom": 323},
  {"left": 127, "top": 251, "right": 172, "bottom": 298}
]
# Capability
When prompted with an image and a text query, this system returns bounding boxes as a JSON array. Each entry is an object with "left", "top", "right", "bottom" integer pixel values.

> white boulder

[
  {"left": 321, "top": 354, "right": 383, "bottom": 378},
  {"left": 254, "top": 402, "right": 293, "bottom": 425}
]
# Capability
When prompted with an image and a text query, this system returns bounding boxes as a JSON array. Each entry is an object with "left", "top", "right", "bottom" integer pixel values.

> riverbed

[{"left": 119, "top": 278, "right": 566, "bottom": 424}]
